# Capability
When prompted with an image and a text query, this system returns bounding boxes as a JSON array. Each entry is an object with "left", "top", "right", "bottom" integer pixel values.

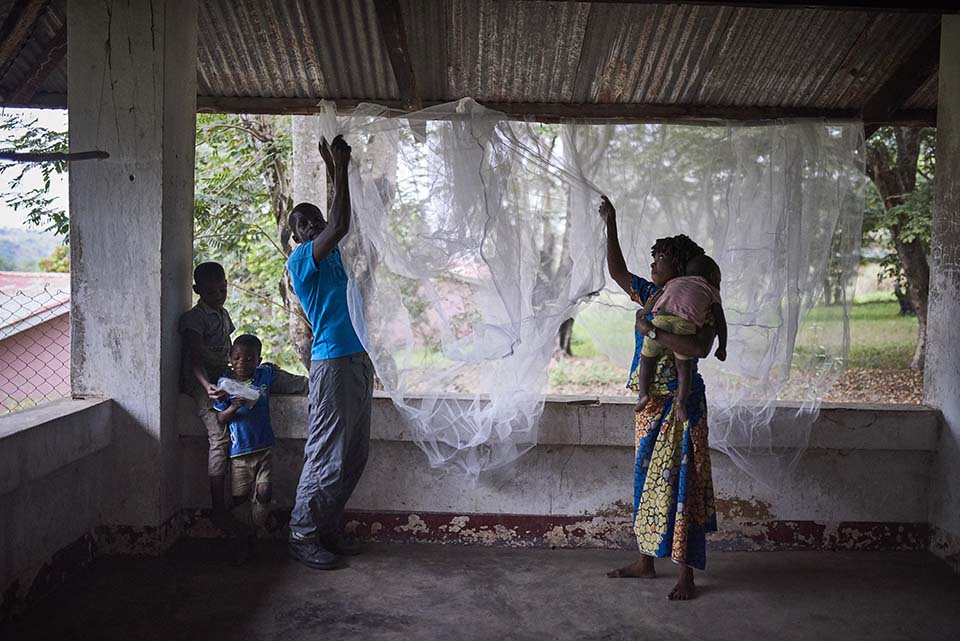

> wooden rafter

[
  {"left": 2, "top": 92, "right": 937, "bottom": 127},
  {"left": 862, "top": 24, "right": 941, "bottom": 138},
  {"left": 0, "top": 0, "right": 48, "bottom": 81},
  {"left": 509, "top": 0, "right": 958, "bottom": 13},
  {"left": 5, "top": 23, "right": 64, "bottom": 104},
  {"left": 194, "top": 96, "right": 936, "bottom": 126},
  {"left": 373, "top": 0, "right": 421, "bottom": 111}
]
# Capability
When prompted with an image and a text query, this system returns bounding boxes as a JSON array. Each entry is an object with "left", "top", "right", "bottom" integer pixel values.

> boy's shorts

[
  {"left": 231, "top": 449, "right": 272, "bottom": 498},
  {"left": 641, "top": 314, "right": 696, "bottom": 361},
  {"left": 191, "top": 390, "right": 231, "bottom": 477}
]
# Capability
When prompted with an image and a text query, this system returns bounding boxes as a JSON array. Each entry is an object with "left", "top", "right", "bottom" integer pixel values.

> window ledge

[
  {"left": 178, "top": 394, "right": 940, "bottom": 452},
  {"left": 0, "top": 398, "right": 113, "bottom": 495}
]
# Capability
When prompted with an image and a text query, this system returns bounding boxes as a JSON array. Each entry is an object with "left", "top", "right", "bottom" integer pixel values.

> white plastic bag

[{"left": 218, "top": 378, "right": 260, "bottom": 407}]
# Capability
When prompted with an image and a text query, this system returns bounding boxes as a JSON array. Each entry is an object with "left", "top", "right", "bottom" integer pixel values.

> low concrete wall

[
  {"left": 178, "top": 394, "right": 940, "bottom": 551},
  {"left": 0, "top": 399, "right": 112, "bottom": 619}
]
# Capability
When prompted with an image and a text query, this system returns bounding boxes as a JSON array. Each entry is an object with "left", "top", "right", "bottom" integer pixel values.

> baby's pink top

[{"left": 652, "top": 276, "right": 721, "bottom": 327}]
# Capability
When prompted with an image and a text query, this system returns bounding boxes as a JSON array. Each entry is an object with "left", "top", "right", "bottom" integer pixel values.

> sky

[{"left": 0, "top": 108, "right": 69, "bottom": 231}]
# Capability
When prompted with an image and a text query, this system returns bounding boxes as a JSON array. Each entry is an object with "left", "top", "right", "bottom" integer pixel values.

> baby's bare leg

[{"left": 635, "top": 355, "right": 655, "bottom": 412}]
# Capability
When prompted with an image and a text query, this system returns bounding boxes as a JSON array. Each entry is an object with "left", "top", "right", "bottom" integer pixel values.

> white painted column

[
  {"left": 68, "top": 0, "right": 197, "bottom": 543},
  {"left": 925, "top": 15, "right": 960, "bottom": 569}
]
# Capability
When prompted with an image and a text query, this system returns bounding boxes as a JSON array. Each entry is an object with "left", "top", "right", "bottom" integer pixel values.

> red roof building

[{"left": 0, "top": 272, "right": 70, "bottom": 412}]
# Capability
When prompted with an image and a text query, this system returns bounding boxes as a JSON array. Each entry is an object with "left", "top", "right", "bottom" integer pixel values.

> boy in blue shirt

[{"left": 214, "top": 335, "right": 307, "bottom": 542}]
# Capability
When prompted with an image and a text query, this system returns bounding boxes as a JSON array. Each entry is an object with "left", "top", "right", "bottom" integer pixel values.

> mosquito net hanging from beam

[{"left": 312, "top": 99, "right": 865, "bottom": 486}]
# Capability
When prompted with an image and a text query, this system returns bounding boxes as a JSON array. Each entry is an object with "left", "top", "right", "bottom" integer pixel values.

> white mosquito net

[{"left": 312, "top": 99, "right": 865, "bottom": 485}]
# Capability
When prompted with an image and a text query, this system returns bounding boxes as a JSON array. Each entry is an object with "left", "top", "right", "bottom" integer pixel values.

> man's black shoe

[
  {"left": 288, "top": 538, "right": 341, "bottom": 570},
  {"left": 320, "top": 533, "right": 363, "bottom": 556}
]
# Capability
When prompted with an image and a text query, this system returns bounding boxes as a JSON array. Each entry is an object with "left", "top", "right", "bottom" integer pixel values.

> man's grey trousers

[{"left": 289, "top": 352, "right": 374, "bottom": 540}]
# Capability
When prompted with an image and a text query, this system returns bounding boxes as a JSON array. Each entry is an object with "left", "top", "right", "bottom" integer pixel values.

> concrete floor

[{"left": 4, "top": 542, "right": 960, "bottom": 641}]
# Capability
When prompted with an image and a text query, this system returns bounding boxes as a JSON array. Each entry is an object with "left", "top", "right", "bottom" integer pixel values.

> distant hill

[{"left": 0, "top": 228, "right": 61, "bottom": 272}]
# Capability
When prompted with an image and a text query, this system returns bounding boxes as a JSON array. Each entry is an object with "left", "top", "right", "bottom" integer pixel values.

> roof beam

[
  {"left": 507, "top": 0, "right": 958, "bottom": 13},
  {"left": 3, "top": 93, "right": 936, "bottom": 128},
  {"left": 373, "top": 0, "right": 421, "bottom": 111},
  {"left": 0, "top": 0, "right": 48, "bottom": 81},
  {"left": 862, "top": 24, "right": 941, "bottom": 138},
  {"left": 4, "top": 23, "right": 64, "bottom": 104},
  {"left": 194, "top": 96, "right": 936, "bottom": 126}
]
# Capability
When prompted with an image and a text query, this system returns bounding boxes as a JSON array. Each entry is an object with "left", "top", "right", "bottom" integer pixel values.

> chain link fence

[{"left": 0, "top": 273, "right": 70, "bottom": 414}]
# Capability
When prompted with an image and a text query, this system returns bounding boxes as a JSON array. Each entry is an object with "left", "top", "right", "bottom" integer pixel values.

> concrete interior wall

[
  {"left": 0, "top": 388, "right": 944, "bottom": 620},
  {"left": 0, "top": 400, "right": 112, "bottom": 618},
  {"left": 68, "top": 0, "right": 197, "bottom": 534},
  {"left": 179, "top": 396, "right": 939, "bottom": 551},
  {"left": 926, "top": 14, "right": 960, "bottom": 570}
]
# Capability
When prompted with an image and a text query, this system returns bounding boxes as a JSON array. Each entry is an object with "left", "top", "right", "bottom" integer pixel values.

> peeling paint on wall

[
  {"left": 179, "top": 507, "right": 929, "bottom": 554},
  {"left": 94, "top": 512, "right": 183, "bottom": 555},
  {"left": 930, "top": 527, "right": 960, "bottom": 573},
  {"left": 715, "top": 495, "right": 774, "bottom": 521}
]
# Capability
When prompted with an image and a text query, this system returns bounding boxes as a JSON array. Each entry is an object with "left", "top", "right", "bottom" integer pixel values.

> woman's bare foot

[
  {"left": 667, "top": 566, "right": 695, "bottom": 600},
  {"left": 634, "top": 396, "right": 650, "bottom": 413},
  {"left": 607, "top": 555, "right": 656, "bottom": 578}
]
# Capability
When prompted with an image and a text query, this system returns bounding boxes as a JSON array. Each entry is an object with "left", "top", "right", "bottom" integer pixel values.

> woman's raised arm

[{"left": 600, "top": 196, "right": 637, "bottom": 296}]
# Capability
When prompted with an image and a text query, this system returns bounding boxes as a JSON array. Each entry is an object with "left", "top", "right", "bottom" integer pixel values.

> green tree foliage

[
  {"left": 864, "top": 127, "right": 934, "bottom": 368},
  {"left": 194, "top": 114, "right": 305, "bottom": 373},
  {"left": 38, "top": 243, "right": 69, "bottom": 272},
  {"left": 1, "top": 111, "right": 307, "bottom": 372},
  {"left": 863, "top": 131, "right": 934, "bottom": 271},
  {"left": 0, "top": 113, "right": 69, "bottom": 236}
]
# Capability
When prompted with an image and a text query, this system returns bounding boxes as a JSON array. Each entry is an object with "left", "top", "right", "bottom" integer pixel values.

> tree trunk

[
  {"left": 865, "top": 127, "right": 929, "bottom": 369},
  {"left": 557, "top": 317, "right": 574, "bottom": 357},
  {"left": 245, "top": 114, "right": 315, "bottom": 369},
  {"left": 896, "top": 238, "right": 929, "bottom": 368},
  {"left": 894, "top": 280, "right": 915, "bottom": 316}
]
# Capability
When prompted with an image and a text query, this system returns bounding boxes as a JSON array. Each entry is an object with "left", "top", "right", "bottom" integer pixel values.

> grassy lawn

[
  {"left": 805, "top": 299, "right": 918, "bottom": 369},
  {"left": 847, "top": 301, "right": 918, "bottom": 368},
  {"left": 550, "top": 297, "right": 919, "bottom": 395},
  {"left": 373, "top": 297, "right": 918, "bottom": 395},
  {"left": 549, "top": 322, "right": 628, "bottom": 393}
]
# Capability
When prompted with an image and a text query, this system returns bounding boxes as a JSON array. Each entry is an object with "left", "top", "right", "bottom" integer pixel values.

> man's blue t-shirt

[
  {"left": 213, "top": 365, "right": 276, "bottom": 457},
  {"left": 286, "top": 242, "right": 364, "bottom": 361}
]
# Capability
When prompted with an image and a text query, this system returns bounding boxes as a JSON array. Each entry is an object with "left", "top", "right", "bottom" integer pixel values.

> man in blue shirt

[{"left": 285, "top": 135, "right": 374, "bottom": 571}]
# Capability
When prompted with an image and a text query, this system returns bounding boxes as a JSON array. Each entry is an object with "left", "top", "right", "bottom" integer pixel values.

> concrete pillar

[
  {"left": 925, "top": 15, "right": 960, "bottom": 570},
  {"left": 68, "top": 0, "right": 197, "bottom": 544}
]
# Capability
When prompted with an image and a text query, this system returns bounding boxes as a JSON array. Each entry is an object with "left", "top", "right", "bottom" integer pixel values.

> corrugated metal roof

[
  {"left": 0, "top": 0, "right": 66, "bottom": 98},
  {"left": 905, "top": 71, "right": 938, "bottom": 110},
  {"left": 0, "top": 0, "right": 944, "bottom": 119},
  {"left": 198, "top": 0, "right": 397, "bottom": 100},
  {"left": 809, "top": 12, "right": 940, "bottom": 109},
  {"left": 410, "top": 0, "right": 591, "bottom": 104}
]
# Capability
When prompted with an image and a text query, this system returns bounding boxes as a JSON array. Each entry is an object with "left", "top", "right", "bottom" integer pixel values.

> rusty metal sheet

[
  {"left": 198, "top": 0, "right": 397, "bottom": 101},
  {"left": 420, "top": 0, "right": 589, "bottom": 104}
]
